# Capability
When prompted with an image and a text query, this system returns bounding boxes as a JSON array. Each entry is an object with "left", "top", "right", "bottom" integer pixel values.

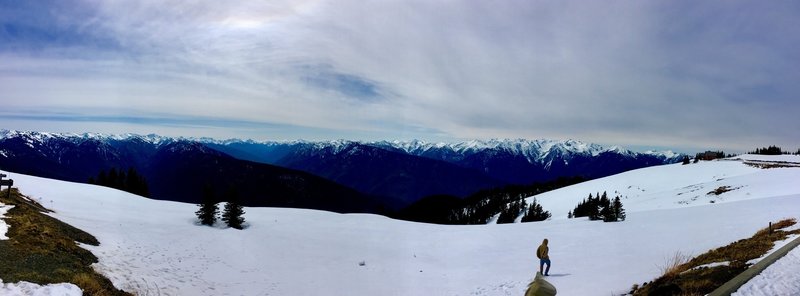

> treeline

[
  {"left": 496, "top": 198, "right": 550, "bottom": 224},
  {"left": 682, "top": 146, "right": 800, "bottom": 165},
  {"left": 749, "top": 146, "right": 800, "bottom": 155},
  {"left": 394, "top": 176, "right": 585, "bottom": 225},
  {"left": 570, "top": 191, "right": 626, "bottom": 222},
  {"left": 693, "top": 150, "right": 732, "bottom": 162},
  {"left": 88, "top": 167, "right": 149, "bottom": 197}
]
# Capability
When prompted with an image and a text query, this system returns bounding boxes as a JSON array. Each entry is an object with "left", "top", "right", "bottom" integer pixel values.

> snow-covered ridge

[
  {"left": 0, "top": 129, "right": 176, "bottom": 146},
  {"left": 0, "top": 130, "right": 682, "bottom": 161}
]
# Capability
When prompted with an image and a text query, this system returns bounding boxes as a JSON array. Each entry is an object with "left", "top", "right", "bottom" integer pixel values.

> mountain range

[{"left": 0, "top": 130, "right": 684, "bottom": 211}]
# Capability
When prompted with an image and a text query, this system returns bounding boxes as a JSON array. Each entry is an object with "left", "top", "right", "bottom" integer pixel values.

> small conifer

[
  {"left": 221, "top": 188, "right": 246, "bottom": 229},
  {"left": 196, "top": 186, "right": 218, "bottom": 226}
]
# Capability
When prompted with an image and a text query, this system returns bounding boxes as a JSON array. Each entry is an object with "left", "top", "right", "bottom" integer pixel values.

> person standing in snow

[{"left": 536, "top": 238, "right": 551, "bottom": 276}]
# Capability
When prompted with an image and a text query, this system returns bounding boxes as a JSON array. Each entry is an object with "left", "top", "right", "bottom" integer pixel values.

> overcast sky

[{"left": 1, "top": 0, "right": 798, "bottom": 153}]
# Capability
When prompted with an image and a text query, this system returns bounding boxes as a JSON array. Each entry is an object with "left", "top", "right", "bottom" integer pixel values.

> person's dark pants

[{"left": 539, "top": 258, "right": 551, "bottom": 275}]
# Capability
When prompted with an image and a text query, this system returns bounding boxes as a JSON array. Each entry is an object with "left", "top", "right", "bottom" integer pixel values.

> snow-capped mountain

[
  {"left": 200, "top": 138, "right": 685, "bottom": 207},
  {"left": 372, "top": 138, "right": 679, "bottom": 164},
  {"left": 366, "top": 139, "right": 684, "bottom": 185},
  {"left": 0, "top": 130, "right": 685, "bottom": 210}
]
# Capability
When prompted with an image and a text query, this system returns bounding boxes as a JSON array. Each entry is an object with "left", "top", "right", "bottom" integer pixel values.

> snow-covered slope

[
  {"left": 1, "top": 155, "right": 799, "bottom": 295},
  {"left": 519, "top": 155, "right": 800, "bottom": 222}
]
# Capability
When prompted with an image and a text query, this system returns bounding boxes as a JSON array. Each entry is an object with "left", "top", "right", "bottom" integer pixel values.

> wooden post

[
  {"left": 0, "top": 174, "right": 12, "bottom": 199},
  {"left": 769, "top": 222, "right": 773, "bottom": 234}
]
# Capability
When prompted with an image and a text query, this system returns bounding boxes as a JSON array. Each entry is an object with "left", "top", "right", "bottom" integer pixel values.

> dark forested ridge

[
  {"left": 207, "top": 139, "right": 683, "bottom": 208},
  {"left": 0, "top": 133, "right": 384, "bottom": 213},
  {"left": 0, "top": 131, "right": 684, "bottom": 216}
]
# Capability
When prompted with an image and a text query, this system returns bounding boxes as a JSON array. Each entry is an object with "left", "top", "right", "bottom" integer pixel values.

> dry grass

[
  {"left": 0, "top": 188, "right": 130, "bottom": 296},
  {"left": 72, "top": 273, "right": 112, "bottom": 296},
  {"left": 631, "top": 218, "right": 800, "bottom": 296},
  {"left": 658, "top": 251, "right": 691, "bottom": 279}
]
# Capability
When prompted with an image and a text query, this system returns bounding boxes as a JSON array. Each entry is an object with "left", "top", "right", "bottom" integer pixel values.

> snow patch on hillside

[
  {"left": 0, "top": 280, "right": 82, "bottom": 296},
  {"left": 0, "top": 201, "right": 12, "bottom": 240}
]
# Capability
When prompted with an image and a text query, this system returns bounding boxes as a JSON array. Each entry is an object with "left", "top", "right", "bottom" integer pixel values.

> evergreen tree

[
  {"left": 108, "top": 168, "right": 119, "bottom": 188},
  {"left": 221, "top": 188, "right": 246, "bottom": 229},
  {"left": 498, "top": 199, "right": 526, "bottom": 224},
  {"left": 682, "top": 156, "right": 690, "bottom": 165},
  {"left": 196, "top": 185, "right": 218, "bottom": 226},
  {"left": 612, "top": 196, "right": 626, "bottom": 222},
  {"left": 521, "top": 198, "right": 551, "bottom": 222},
  {"left": 124, "top": 167, "right": 149, "bottom": 197},
  {"left": 598, "top": 192, "right": 611, "bottom": 221},
  {"left": 97, "top": 170, "right": 108, "bottom": 186},
  {"left": 116, "top": 169, "right": 126, "bottom": 190},
  {"left": 572, "top": 192, "right": 626, "bottom": 222},
  {"left": 600, "top": 202, "right": 614, "bottom": 222},
  {"left": 90, "top": 167, "right": 149, "bottom": 197},
  {"left": 568, "top": 211, "right": 573, "bottom": 219}
]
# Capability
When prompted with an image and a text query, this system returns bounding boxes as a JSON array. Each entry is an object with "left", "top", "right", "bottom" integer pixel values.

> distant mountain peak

[{"left": 0, "top": 129, "right": 683, "bottom": 163}]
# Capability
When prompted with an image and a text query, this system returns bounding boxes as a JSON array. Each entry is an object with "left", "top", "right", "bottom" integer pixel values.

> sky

[{"left": 1, "top": 0, "right": 799, "bottom": 153}]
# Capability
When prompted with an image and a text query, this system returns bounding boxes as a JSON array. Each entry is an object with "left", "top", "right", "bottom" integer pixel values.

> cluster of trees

[
  {"left": 395, "top": 177, "right": 583, "bottom": 225},
  {"left": 195, "top": 186, "right": 246, "bottom": 229},
  {"left": 496, "top": 198, "right": 551, "bottom": 224},
  {"left": 569, "top": 191, "right": 626, "bottom": 222},
  {"left": 521, "top": 198, "right": 551, "bottom": 222},
  {"left": 447, "top": 176, "right": 584, "bottom": 224},
  {"left": 88, "top": 167, "right": 149, "bottom": 197},
  {"left": 693, "top": 151, "right": 732, "bottom": 161},
  {"left": 750, "top": 146, "right": 800, "bottom": 155}
]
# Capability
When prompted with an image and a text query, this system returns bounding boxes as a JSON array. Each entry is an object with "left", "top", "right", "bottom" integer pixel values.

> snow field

[
  {"left": 733, "top": 239, "right": 800, "bottom": 296},
  {"left": 1, "top": 155, "right": 799, "bottom": 295},
  {"left": 0, "top": 280, "right": 82, "bottom": 296}
]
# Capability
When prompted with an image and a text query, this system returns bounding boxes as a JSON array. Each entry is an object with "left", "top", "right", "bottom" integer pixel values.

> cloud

[{"left": 1, "top": 0, "right": 799, "bottom": 151}]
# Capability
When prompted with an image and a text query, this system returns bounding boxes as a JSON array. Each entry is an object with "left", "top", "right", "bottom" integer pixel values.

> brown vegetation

[
  {"left": 0, "top": 188, "right": 131, "bottom": 296},
  {"left": 631, "top": 218, "right": 800, "bottom": 296}
]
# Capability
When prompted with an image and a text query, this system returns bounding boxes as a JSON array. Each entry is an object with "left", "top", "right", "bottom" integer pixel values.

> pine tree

[
  {"left": 108, "top": 168, "right": 119, "bottom": 189},
  {"left": 599, "top": 192, "right": 612, "bottom": 221},
  {"left": 612, "top": 196, "right": 626, "bottom": 222},
  {"left": 97, "top": 170, "right": 108, "bottom": 186},
  {"left": 222, "top": 188, "right": 246, "bottom": 229},
  {"left": 196, "top": 186, "right": 218, "bottom": 226},
  {"left": 521, "top": 198, "right": 551, "bottom": 222}
]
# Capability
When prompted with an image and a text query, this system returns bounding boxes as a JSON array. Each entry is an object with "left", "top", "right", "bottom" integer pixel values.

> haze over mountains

[{"left": 0, "top": 130, "right": 683, "bottom": 212}]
